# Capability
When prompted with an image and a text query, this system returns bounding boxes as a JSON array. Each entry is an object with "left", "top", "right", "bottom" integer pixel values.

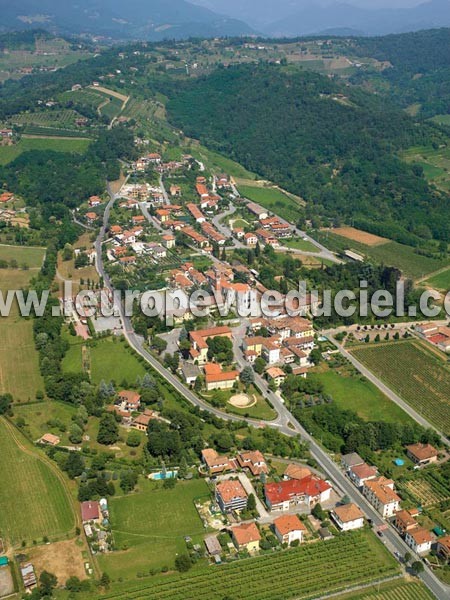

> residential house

[
  {"left": 216, "top": 480, "right": 248, "bottom": 513},
  {"left": 85, "top": 212, "right": 98, "bottom": 224},
  {"left": 38, "top": 433, "right": 60, "bottom": 446},
  {"left": 256, "top": 228, "right": 279, "bottom": 248},
  {"left": 283, "top": 464, "right": 312, "bottom": 481},
  {"left": 231, "top": 522, "right": 261, "bottom": 553},
  {"left": 189, "top": 326, "right": 232, "bottom": 365},
  {"left": 405, "top": 527, "right": 433, "bottom": 555},
  {"left": 265, "top": 476, "right": 331, "bottom": 511},
  {"left": 436, "top": 535, "right": 450, "bottom": 562},
  {"left": 89, "top": 195, "right": 102, "bottom": 207},
  {"left": 363, "top": 477, "right": 401, "bottom": 517},
  {"left": 266, "top": 366, "right": 286, "bottom": 387},
  {"left": 244, "top": 232, "right": 258, "bottom": 247},
  {"left": 406, "top": 443, "right": 438, "bottom": 466},
  {"left": 349, "top": 463, "right": 378, "bottom": 488},
  {"left": 331, "top": 503, "right": 364, "bottom": 531},
  {"left": 162, "top": 233, "right": 176, "bottom": 249},
  {"left": 201, "top": 448, "right": 233, "bottom": 475},
  {"left": 81, "top": 501, "right": 101, "bottom": 523},
  {"left": 117, "top": 390, "right": 141, "bottom": 413},
  {"left": 187, "top": 202, "right": 206, "bottom": 223},
  {"left": 237, "top": 451, "right": 268, "bottom": 476},
  {"left": 341, "top": 452, "right": 364, "bottom": 472},
  {"left": 204, "top": 363, "right": 239, "bottom": 391},
  {"left": 131, "top": 410, "right": 160, "bottom": 432},
  {"left": 273, "top": 514, "right": 306, "bottom": 545},
  {"left": 394, "top": 509, "right": 419, "bottom": 535}
]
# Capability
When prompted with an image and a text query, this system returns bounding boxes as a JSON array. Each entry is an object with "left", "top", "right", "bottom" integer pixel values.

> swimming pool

[{"left": 149, "top": 470, "right": 178, "bottom": 480}]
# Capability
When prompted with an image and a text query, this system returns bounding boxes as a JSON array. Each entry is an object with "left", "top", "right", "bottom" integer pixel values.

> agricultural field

[
  {"left": 351, "top": 340, "right": 450, "bottom": 435},
  {"left": 431, "top": 115, "right": 450, "bottom": 126},
  {"left": 309, "top": 368, "right": 413, "bottom": 423},
  {"left": 0, "top": 418, "right": 75, "bottom": 547},
  {"left": 400, "top": 145, "right": 450, "bottom": 193},
  {"left": 11, "top": 108, "right": 81, "bottom": 129},
  {"left": 95, "top": 530, "right": 399, "bottom": 600},
  {"left": 97, "top": 479, "right": 210, "bottom": 579},
  {"left": 332, "top": 227, "right": 387, "bottom": 247},
  {"left": 312, "top": 230, "right": 450, "bottom": 280},
  {"left": 0, "top": 246, "right": 46, "bottom": 401},
  {"left": 0, "top": 136, "right": 91, "bottom": 165},
  {"left": 334, "top": 579, "right": 435, "bottom": 600},
  {"left": 399, "top": 468, "right": 450, "bottom": 508},
  {"left": 237, "top": 182, "right": 304, "bottom": 223},
  {"left": 190, "top": 145, "right": 256, "bottom": 180}
]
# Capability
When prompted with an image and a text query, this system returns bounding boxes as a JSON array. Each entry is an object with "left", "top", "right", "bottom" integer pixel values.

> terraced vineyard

[
  {"left": 97, "top": 531, "right": 399, "bottom": 600},
  {"left": 12, "top": 109, "right": 80, "bottom": 128},
  {"left": 351, "top": 340, "right": 450, "bottom": 435},
  {"left": 23, "top": 125, "right": 92, "bottom": 138}
]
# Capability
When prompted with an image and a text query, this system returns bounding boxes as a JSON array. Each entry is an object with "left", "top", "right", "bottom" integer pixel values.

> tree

[
  {"left": 253, "top": 357, "right": 266, "bottom": 375},
  {"left": 404, "top": 551, "right": 412, "bottom": 563},
  {"left": 411, "top": 560, "right": 424, "bottom": 574},
  {"left": 39, "top": 571, "right": 57, "bottom": 597},
  {"left": 175, "top": 554, "right": 192, "bottom": 573},
  {"left": 97, "top": 413, "right": 119, "bottom": 445},
  {"left": 246, "top": 493, "right": 257, "bottom": 512},
  {"left": 0, "top": 393, "right": 12, "bottom": 415},
  {"left": 240, "top": 366, "right": 255, "bottom": 387},
  {"left": 309, "top": 349, "right": 322, "bottom": 366},
  {"left": 126, "top": 430, "right": 141, "bottom": 447},
  {"left": 65, "top": 452, "right": 84, "bottom": 479},
  {"left": 100, "top": 572, "right": 110, "bottom": 589},
  {"left": 69, "top": 423, "right": 83, "bottom": 444},
  {"left": 178, "top": 456, "right": 189, "bottom": 479}
]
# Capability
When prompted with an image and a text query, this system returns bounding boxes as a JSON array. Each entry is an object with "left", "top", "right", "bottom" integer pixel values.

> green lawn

[
  {"left": 238, "top": 184, "right": 303, "bottom": 223},
  {"left": 0, "top": 243, "right": 45, "bottom": 268},
  {"left": 284, "top": 237, "right": 319, "bottom": 252},
  {"left": 400, "top": 145, "right": 450, "bottom": 192},
  {"left": 424, "top": 267, "right": 450, "bottom": 291},
  {"left": 310, "top": 369, "right": 413, "bottom": 423},
  {"left": 430, "top": 114, "right": 450, "bottom": 126},
  {"left": 97, "top": 478, "right": 210, "bottom": 579},
  {"left": 95, "top": 529, "right": 399, "bottom": 600},
  {"left": 191, "top": 145, "right": 256, "bottom": 180},
  {"left": 13, "top": 400, "right": 77, "bottom": 445},
  {"left": 0, "top": 137, "right": 91, "bottom": 165},
  {"left": 0, "top": 418, "right": 75, "bottom": 546},
  {"left": 62, "top": 337, "right": 147, "bottom": 386}
]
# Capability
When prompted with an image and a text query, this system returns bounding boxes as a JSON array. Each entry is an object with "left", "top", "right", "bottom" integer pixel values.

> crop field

[
  {"left": 238, "top": 183, "right": 303, "bottom": 223},
  {"left": 400, "top": 469, "right": 450, "bottom": 508},
  {"left": 60, "top": 89, "right": 107, "bottom": 110},
  {"left": 334, "top": 579, "right": 435, "bottom": 600},
  {"left": 309, "top": 369, "right": 413, "bottom": 423},
  {"left": 0, "top": 137, "right": 91, "bottom": 165},
  {"left": 96, "top": 530, "right": 399, "bottom": 600},
  {"left": 0, "top": 418, "right": 75, "bottom": 547},
  {"left": 400, "top": 145, "right": 450, "bottom": 192},
  {"left": 97, "top": 479, "right": 209, "bottom": 579},
  {"left": 351, "top": 340, "right": 450, "bottom": 435},
  {"left": 315, "top": 231, "right": 450, "bottom": 280},
  {"left": 99, "top": 96, "right": 124, "bottom": 120},
  {"left": 122, "top": 98, "right": 157, "bottom": 122},
  {"left": 12, "top": 109, "right": 80, "bottom": 128},
  {"left": 0, "top": 246, "right": 46, "bottom": 400},
  {"left": 332, "top": 227, "right": 387, "bottom": 246}
]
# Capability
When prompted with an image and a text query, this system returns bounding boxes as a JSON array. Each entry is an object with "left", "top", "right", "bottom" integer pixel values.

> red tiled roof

[{"left": 265, "top": 476, "right": 330, "bottom": 505}]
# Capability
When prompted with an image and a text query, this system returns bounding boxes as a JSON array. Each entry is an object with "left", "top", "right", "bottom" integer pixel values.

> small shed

[{"left": 204, "top": 535, "right": 222, "bottom": 556}]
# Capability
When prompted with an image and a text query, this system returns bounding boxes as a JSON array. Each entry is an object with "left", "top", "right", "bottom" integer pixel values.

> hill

[
  {"left": 168, "top": 63, "right": 450, "bottom": 242},
  {"left": 0, "top": 0, "right": 254, "bottom": 41}
]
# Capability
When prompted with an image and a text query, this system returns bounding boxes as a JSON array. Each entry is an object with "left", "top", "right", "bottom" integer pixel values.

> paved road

[
  {"left": 326, "top": 333, "right": 450, "bottom": 447},
  {"left": 95, "top": 186, "right": 449, "bottom": 600}
]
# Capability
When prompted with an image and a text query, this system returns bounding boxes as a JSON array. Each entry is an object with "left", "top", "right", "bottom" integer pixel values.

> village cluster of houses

[{"left": 342, "top": 443, "right": 444, "bottom": 556}]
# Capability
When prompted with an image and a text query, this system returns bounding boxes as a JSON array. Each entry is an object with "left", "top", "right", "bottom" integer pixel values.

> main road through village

[{"left": 94, "top": 184, "right": 450, "bottom": 600}]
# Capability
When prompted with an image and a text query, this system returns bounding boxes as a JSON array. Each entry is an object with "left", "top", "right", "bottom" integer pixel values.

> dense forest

[
  {"left": 350, "top": 28, "right": 450, "bottom": 118},
  {"left": 168, "top": 63, "right": 450, "bottom": 241}
]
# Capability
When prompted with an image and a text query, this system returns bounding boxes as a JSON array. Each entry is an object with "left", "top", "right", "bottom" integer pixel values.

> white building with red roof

[{"left": 265, "top": 476, "right": 331, "bottom": 511}]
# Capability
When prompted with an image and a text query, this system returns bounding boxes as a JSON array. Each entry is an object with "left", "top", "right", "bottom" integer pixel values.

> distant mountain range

[
  {"left": 2, "top": 0, "right": 450, "bottom": 40},
  {"left": 0, "top": 0, "right": 254, "bottom": 40},
  {"left": 194, "top": 0, "right": 450, "bottom": 37}
]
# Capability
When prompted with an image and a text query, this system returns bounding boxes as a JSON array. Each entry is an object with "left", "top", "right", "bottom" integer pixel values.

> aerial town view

[{"left": 0, "top": 1, "right": 450, "bottom": 599}]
